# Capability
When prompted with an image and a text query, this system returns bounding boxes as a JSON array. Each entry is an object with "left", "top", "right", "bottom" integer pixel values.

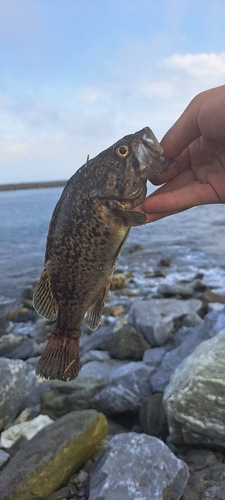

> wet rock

[
  {"left": 91, "top": 362, "right": 154, "bottom": 416},
  {"left": 164, "top": 329, "right": 225, "bottom": 447},
  {"left": 129, "top": 298, "right": 202, "bottom": 346},
  {"left": 143, "top": 346, "right": 167, "bottom": 367},
  {"left": 87, "top": 432, "right": 189, "bottom": 500},
  {"left": 41, "top": 377, "right": 108, "bottom": 419},
  {"left": 202, "top": 287, "right": 225, "bottom": 304},
  {"left": 0, "top": 414, "right": 53, "bottom": 449},
  {"left": 151, "top": 307, "right": 225, "bottom": 392},
  {"left": 0, "top": 357, "right": 31, "bottom": 431},
  {"left": 139, "top": 393, "right": 168, "bottom": 440},
  {"left": 157, "top": 282, "right": 194, "bottom": 299},
  {"left": 0, "top": 409, "right": 107, "bottom": 500},
  {"left": 105, "top": 324, "right": 151, "bottom": 360}
]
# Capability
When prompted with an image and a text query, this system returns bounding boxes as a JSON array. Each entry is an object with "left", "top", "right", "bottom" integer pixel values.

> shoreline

[{"left": 0, "top": 181, "right": 67, "bottom": 192}]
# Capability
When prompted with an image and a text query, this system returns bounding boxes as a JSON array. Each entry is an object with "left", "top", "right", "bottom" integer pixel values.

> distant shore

[{"left": 0, "top": 181, "right": 67, "bottom": 192}]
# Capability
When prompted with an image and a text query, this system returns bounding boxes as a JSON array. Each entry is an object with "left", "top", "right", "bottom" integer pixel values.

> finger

[
  {"left": 142, "top": 182, "right": 220, "bottom": 215},
  {"left": 160, "top": 92, "right": 208, "bottom": 159}
]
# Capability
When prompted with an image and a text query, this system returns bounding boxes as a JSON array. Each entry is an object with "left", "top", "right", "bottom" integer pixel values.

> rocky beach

[{"left": 1, "top": 242, "right": 225, "bottom": 499}]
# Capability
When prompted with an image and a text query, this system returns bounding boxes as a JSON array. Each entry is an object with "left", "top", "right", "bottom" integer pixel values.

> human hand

[{"left": 137, "top": 85, "right": 225, "bottom": 222}]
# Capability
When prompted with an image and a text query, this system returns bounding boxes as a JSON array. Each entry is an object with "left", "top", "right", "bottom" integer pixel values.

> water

[{"left": 1, "top": 187, "right": 225, "bottom": 308}]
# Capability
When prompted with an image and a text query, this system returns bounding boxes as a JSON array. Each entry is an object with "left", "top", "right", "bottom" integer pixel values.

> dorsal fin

[{"left": 33, "top": 266, "right": 58, "bottom": 320}]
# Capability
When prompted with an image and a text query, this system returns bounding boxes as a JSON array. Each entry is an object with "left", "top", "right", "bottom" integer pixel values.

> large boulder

[
  {"left": 128, "top": 298, "right": 202, "bottom": 346},
  {"left": 0, "top": 409, "right": 107, "bottom": 500},
  {"left": 164, "top": 328, "right": 225, "bottom": 447},
  {"left": 0, "top": 357, "right": 30, "bottom": 431},
  {"left": 87, "top": 433, "right": 189, "bottom": 500}
]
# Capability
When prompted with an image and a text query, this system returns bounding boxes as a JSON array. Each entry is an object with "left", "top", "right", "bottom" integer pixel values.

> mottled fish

[{"left": 33, "top": 127, "right": 170, "bottom": 381}]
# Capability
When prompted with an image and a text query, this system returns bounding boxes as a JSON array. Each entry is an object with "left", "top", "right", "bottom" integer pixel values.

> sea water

[{"left": 0, "top": 186, "right": 225, "bottom": 306}]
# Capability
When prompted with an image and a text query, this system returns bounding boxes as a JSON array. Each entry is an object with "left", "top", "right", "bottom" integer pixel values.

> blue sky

[{"left": 1, "top": 0, "right": 225, "bottom": 183}]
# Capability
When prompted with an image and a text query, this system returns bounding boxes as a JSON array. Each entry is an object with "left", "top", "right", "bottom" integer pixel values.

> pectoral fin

[
  {"left": 122, "top": 210, "right": 148, "bottom": 226},
  {"left": 33, "top": 264, "right": 58, "bottom": 320}
]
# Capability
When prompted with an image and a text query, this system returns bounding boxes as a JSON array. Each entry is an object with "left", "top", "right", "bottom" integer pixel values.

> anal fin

[
  {"left": 86, "top": 280, "right": 112, "bottom": 331},
  {"left": 33, "top": 265, "right": 58, "bottom": 321},
  {"left": 36, "top": 328, "right": 81, "bottom": 381}
]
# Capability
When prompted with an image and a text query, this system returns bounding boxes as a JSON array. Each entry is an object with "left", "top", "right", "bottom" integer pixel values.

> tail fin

[{"left": 36, "top": 329, "right": 81, "bottom": 381}]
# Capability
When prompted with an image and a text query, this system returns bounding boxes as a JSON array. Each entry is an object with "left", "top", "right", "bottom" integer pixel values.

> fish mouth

[
  {"left": 103, "top": 182, "right": 146, "bottom": 203},
  {"left": 137, "top": 133, "right": 172, "bottom": 179}
]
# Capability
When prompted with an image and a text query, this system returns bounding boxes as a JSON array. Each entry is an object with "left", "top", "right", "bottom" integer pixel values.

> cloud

[{"left": 1, "top": 51, "right": 225, "bottom": 183}]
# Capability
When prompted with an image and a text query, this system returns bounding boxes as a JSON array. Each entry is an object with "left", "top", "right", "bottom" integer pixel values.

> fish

[{"left": 33, "top": 126, "right": 170, "bottom": 381}]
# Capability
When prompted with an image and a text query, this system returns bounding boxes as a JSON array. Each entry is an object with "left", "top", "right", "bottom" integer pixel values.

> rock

[
  {"left": 6, "top": 307, "right": 38, "bottom": 322},
  {"left": 182, "top": 463, "right": 225, "bottom": 500},
  {"left": 105, "top": 324, "right": 151, "bottom": 360},
  {"left": 129, "top": 298, "right": 202, "bottom": 346},
  {"left": 0, "top": 333, "right": 37, "bottom": 360},
  {"left": 91, "top": 362, "right": 155, "bottom": 416},
  {"left": 157, "top": 283, "right": 194, "bottom": 299},
  {"left": 142, "top": 346, "right": 167, "bottom": 367},
  {"left": 0, "top": 414, "right": 53, "bottom": 449},
  {"left": 164, "top": 329, "right": 225, "bottom": 447},
  {"left": 0, "top": 358, "right": 31, "bottom": 431},
  {"left": 79, "top": 359, "right": 127, "bottom": 379},
  {"left": 0, "top": 409, "right": 107, "bottom": 500},
  {"left": 80, "top": 349, "right": 111, "bottom": 365},
  {"left": 110, "top": 273, "right": 126, "bottom": 290},
  {"left": 128, "top": 244, "right": 145, "bottom": 253},
  {"left": 139, "top": 393, "right": 168, "bottom": 440},
  {"left": 87, "top": 432, "right": 189, "bottom": 500},
  {"left": 103, "top": 305, "right": 125, "bottom": 317},
  {"left": 0, "top": 450, "right": 10, "bottom": 469},
  {"left": 79, "top": 325, "right": 113, "bottom": 355},
  {"left": 41, "top": 377, "right": 109, "bottom": 419},
  {"left": 151, "top": 307, "right": 225, "bottom": 392}
]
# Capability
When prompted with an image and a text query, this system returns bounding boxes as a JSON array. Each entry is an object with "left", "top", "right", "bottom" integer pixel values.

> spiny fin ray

[{"left": 33, "top": 267, "right": 58, "bottom": 320}]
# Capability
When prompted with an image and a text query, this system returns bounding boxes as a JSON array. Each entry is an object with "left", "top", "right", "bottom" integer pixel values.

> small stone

[
  {"left": 128, "top": 244, "right": 145, "bottom": 253},
  {"left": 105, "top": 324, "right": 151, "bottom": 360},
  {"left": 0, "top": 414, "right": 53, "bottom": 449},
  {"left": 79, "top": 360, "right": 127, "bottom": 379},
  {"left": 110, "top": 273, "right": 126, "bottom": 290},
  {"left": 103, "top": 305, "right": 125, "bottom": 317}
]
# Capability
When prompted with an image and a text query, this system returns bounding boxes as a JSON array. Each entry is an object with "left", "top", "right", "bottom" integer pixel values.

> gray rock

[
  {"left": 0, "top": 333, "right": 37, "bottom": 360},
  {"left": 0, "top": 450, "right": 10, "bottom": 469},
  {"left": 151, "top": 308, "right": 225, "bottom": 392},
  {"left": 164, "top": 329, "right": 225, "bottom": 447},
  {"left": 87, "top": 432, "right": 189, "bottom": 500},
  {"left": 79, "top": 359, "right": 127, "bottom": 379},
  {"left": 142, "top": 346, "right": 167, "bottom": 367},
  {"left": 104, "top": 324, "right": 151, "bottom": 360},
  {"left": 139, "top": 393, "right": 168, "bottom": 440},
  {"left": 91, "top": 362, "right": 155, "bottom": 416},
  {"left": 41, "top": 377, "right": 108, "bottom": 419},
  {"left": 79, "top": 326, "right": 113, "bottom": 355},
  {"left": 80, "top": 350, "right": 111, "bottom": 365},
  {"left": 128, "top": 298, "right": 202, "bottom": 346},
  {"left": 0, "top": 357, "right": 31, "bottom": 431}
]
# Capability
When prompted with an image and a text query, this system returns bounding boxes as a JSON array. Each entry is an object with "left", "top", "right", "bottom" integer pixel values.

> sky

[{"left": 1, "top": 0, "right": 225, "bottom": 183}]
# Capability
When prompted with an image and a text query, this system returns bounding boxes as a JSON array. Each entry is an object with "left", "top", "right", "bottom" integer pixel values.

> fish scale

[{"left": 33, "top": 127, "right": 171, "bottom": 381}]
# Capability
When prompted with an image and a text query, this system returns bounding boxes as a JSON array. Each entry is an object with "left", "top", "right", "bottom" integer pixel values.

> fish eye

[{"left": 116, "top": 145, "right": 129, "bottom": 158}]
